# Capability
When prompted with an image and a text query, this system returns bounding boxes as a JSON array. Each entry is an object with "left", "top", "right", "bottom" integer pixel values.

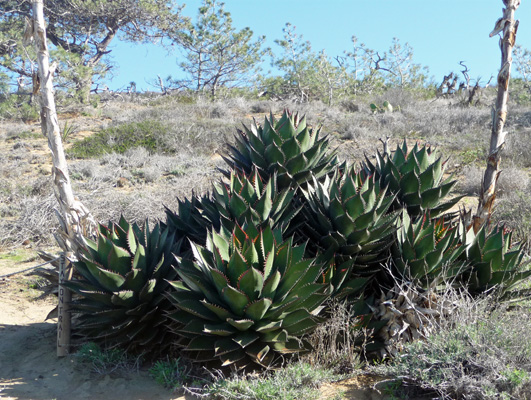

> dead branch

[{"left": 473, "top": 0, "right": 520, "bottom": 231}]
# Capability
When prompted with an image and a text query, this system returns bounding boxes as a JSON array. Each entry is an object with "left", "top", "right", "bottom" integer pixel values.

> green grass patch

[
  {"left": 0, "top": 248, "right": 36, "bottom": 263},
  {"left": 458, "top": 147, "right": 485, "bottom": 164},
  {"left": 198, "top": 362, "right": 343, "bottom": 400},
  {"left": 149, "top": 357, "right": 199, "bottom": 389},
  {"left": 75, "top": 342, "right": 140, "bottom": 375},
  {"left": 68, "top": 120, "right": 171, "bottom": 158},
  {"left": 6, "top": 130, "right": 41, "bottom": 141}
]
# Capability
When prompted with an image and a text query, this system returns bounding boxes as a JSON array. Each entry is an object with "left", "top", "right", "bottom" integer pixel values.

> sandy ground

[{"left": 0, "top": 258, "right": 191, "bottom": 400}]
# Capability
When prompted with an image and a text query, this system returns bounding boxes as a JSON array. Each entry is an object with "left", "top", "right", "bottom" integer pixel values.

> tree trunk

[
  {"left": 30, "top": 0, "right": 96, "bottom": 252},
  {"left": 30, "top": 0, "right": 97, "bottom": 356},
  {"left": 473, "top": 0, "right": 520, "bottom": 232},
  {"left": 74, "top": 73, "right": 93, "bottom": 104}
]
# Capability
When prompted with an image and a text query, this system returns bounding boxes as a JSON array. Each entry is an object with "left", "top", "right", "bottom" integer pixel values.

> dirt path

[{"left": 0, "top": 258, "right": 190, "bottom": 400}]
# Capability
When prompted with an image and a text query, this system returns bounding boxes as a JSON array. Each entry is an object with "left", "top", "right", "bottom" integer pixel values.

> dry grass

[
  {"left": 305, "top": 300, "right": 363, "bottom": 373},
  {"left": 0, "top": 90, "right": 529, "bottom": 255}
]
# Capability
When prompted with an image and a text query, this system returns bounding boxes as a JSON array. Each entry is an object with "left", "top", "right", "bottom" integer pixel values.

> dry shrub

[
  {"left": 493, "top": 189, "right": 531, "bottom": 250},
  {"left": 374, "top": 88, "right": 422, "bottom": 110},
  {"left": 458, "top": 165, "right": 483, "bottom": 196},
  {"left": 305, "top": 300, "right": 362, "bottom": 373},
  {"left": 372, "top": 292, "right": 531, "bottom": 399},
  {"left": 0, "top": 194, "right": 57, "bottom": 248},
  {"left": 81, "top": 154, "right": 220, "bottom": 225},
  {"left": 497, "top": 165, "right": 530, "bottom": 196},
  {"left": 458, "top": 164, "right": 529, "bottom": 198},
  {"left": 249, "top": 100, "right": 277, "bottom": 114},
  {"left": 506, "top": 128, "right": 531, "bottom": 168}
]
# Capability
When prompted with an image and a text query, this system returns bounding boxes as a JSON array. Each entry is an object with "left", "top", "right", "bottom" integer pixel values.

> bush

[
  {"left": 371, "top": 296, "right": 531, "bottom": 399},
  {"left": 196, "top": 362, "right": 341, "bottom": 400},
  {"left": 68, "top": 120, "right": 171, "bottom": 158}
]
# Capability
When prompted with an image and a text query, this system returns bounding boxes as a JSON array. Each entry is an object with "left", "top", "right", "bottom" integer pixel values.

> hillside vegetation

[{"left": 1, "top": 90, "right": 531, "bottom": 399}]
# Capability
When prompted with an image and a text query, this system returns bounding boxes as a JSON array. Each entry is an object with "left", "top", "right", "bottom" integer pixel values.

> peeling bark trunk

[
  {"left": 30, "top": 0, "right": 97, "bottom": 356},
  {"left": 30, "top": 0, "right": 96, "bottom": 252},
  {"left": 473, "top": 0, "right": 520, "bottom": 232}
]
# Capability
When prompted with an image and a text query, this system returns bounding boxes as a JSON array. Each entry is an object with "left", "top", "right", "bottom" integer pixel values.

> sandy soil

[{"left": 0, "top": 258, "right": 191, "bottom": 400}]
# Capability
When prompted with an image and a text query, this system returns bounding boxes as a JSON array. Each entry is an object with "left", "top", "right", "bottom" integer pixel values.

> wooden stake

[
  {"left": 57, "top": 253, "right": 72, "bottom": 357},
  {"left": 473, "top": 0, "right": 520, "bottom": 232}
]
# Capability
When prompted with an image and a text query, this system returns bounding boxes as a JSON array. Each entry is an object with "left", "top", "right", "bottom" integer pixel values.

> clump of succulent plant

[
  {"left": 200, "top": 169, "right": 300, "bottom": 236},
  {"left": 363, "top": 140, "right": 462, "bottom": 218},
  {"left": 222, "top": 110, "right": 339, "bottom": 189},
  {"left": 392, "top": 211, "right": 465, "bottom": 288},
  {"left": 167, "top": 223, "right": 330, "bottom": 369},
  {"left": 301, "top": 167, "right": 398, "bottom": 297},
  {"left": 459, "top": 224, "right": 531, "bottom": 297},
  {"left": 65, "top": 216, "right": 180, "bottom": 353},
  {"left": 163, "top": 193, "right": 213, "bottom": 251}
]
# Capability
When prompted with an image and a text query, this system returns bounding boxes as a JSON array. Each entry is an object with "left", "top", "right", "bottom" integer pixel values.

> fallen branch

[{"left": 0, "top": 256, "right": 61, "bottom": 280}]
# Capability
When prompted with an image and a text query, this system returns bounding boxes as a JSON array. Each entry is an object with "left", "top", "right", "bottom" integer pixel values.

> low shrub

[
  {"left": 68, "top": 120, "right": 171, "bottom": 158},
  {"left": 196, "top": 362, "right": 342, "bottom": 400},
  {"left": 371, "top": 297, "right": 531, "bottom": 399}
]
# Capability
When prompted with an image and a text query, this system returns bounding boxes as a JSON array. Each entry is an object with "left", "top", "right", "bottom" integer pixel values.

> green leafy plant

[
  {"left": 363, "top": 140, "right": 462, "bottom": 218},
  {"left": 61, "top": 120, "right": 78, "bottom": 142},
  {"left": 302, "top": 167, "right": 398, "bottom": 296},
  {"left": 459, "top": 224, "right": 531, "bottom": 297},
  {"left": 149, "top": 357, "right": 196, "bottom": 389},
  {"left": 370, "top": 101, "right": 395, "bottom": 113},
  {"left": 65, "top": 216, "right": 180, "bottom": 353},
  {"left": 222, "top": 110, "right": 339, "bottom": 189},
  {"left": 167, "top": 223, "right": 330, "bottom": 369}
]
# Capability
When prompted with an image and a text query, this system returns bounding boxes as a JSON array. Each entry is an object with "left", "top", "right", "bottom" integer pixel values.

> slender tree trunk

[
  {"left": 30, "top": 0, "right": 97, "bottom": 356},
  {"left": 473, "top": 0, "right": 520, "bottom": 232}
]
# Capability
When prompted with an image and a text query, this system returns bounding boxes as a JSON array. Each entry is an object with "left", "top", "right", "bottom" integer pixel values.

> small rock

[
  {"left": 116, "top": 177, "right": 130, "bottom": 188},
  {"left": 39, "top": 166, "right": 52, "bottom": 175}
]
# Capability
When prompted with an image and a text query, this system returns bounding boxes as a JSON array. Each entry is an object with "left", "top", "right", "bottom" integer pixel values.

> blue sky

[{"left": 106, "top": 1, "right": 531, "bottom": 91}]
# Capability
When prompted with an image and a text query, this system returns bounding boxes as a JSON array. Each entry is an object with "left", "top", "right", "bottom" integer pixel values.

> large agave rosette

[
  {"left": 65, "top": 216, "right": 180, "bottom": 353},
  {"left": 167, "top": 223, "right": 330, "bottom": 369},
  {"left": 363, "top": 140, "right": 462, "bottom": 218},
  {"left": 302, "top": 167, "right": 398, "bottom": 297},
  {"left": 222, "top": 110, "right": 338, "bottom": 189}
]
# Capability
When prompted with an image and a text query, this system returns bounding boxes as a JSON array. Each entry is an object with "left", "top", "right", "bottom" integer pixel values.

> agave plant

[
  {"left": 459, "top": 224, "right": 531, "bottom": 297},
  {"left": 164, "top": 191, "right": 216, "bottom": 250},
  {"left": 167, "top": 223, "right": 330, "bottom": 369},
  {"left": 64, "top": 216, "right": 180, "bottom": 353},
  {"left": 363, "top": 140, "right": 461, "bottom": 218},
  {"left": 392, "top": 211, "right": 465, "bottom": 288},
  {"left": 200, "top": 169, "right": 300, "bottom": 236},
  {"left": 301, "top": 167, "right": 398, "bottom": 296},
  {"left": 222, "top": 110, "right": 339, "bottom": 190}
]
